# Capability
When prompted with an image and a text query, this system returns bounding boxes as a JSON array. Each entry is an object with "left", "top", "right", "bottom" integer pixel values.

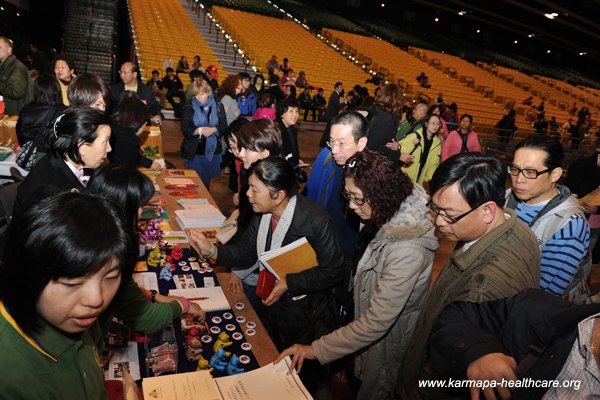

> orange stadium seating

[
  {"left": 128, "top": 0, "right": 223, "bottom": 83},
  {"left": 210, "top": 6, "right": 373, "bottom": 93}
]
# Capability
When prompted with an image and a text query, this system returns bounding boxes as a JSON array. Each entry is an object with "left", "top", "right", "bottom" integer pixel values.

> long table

[{"left": 144, "top": 169, "right": 279, "bottom": 367}]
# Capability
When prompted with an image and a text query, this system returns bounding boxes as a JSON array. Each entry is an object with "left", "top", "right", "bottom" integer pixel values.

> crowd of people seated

[{"left": 2, "top": 34, "right": 600, "bottom": 400}]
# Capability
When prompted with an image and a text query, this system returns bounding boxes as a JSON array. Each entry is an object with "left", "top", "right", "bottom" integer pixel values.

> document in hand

[
  {"left": 259, "top": 237, "right": 317, "bottom": 281},
  {"left": 256, "top": 238, "right": 318, "bottom": 300},
  {"left": 142, "top": 358, "right": 313, "bottom": 400}
]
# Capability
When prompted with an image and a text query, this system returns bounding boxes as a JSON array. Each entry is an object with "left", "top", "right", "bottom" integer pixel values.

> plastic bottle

[{"left": 0, "top": 95, "right": 4, "bottom": 118}]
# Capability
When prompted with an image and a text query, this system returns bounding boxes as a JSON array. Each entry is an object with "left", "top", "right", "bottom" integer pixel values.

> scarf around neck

[
  {"left": 256, "top": 195, "right": 297, "bottom": 256},
  {"left": 192, "top": 95, "right": 219, "bottom": 160}
]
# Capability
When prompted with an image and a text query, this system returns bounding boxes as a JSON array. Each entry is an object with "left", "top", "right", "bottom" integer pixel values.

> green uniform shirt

[{"left": 0, "top": 279, "right": 183, "bottom": 399}]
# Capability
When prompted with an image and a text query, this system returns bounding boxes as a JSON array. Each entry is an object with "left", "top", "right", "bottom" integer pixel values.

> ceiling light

[
  {"left": 381, "top": 3, "right": 385, "bottom": 7},
  {"left": 579, "top": 52, "right": 587, "bottom": 56},
  {"left": 476, "top": 29, "right": 481, "bottom": 33},
  {"left": 458, "top": 11, "right": 467, "bottom": 16},
  {"left": 544, "top": 12, "right": 559, "bottom": 19},
  {"left": 514, "top": 40, "right": 518, "bottom": 44},
  {"left": 434, "top": 17, "right": 439, "bottom": 22},
  {"left": 547, "top": 50, "right": 551, "bottom": 53},
  {"left": 528, "top": 34, "right": 535, "bottom": 38}
]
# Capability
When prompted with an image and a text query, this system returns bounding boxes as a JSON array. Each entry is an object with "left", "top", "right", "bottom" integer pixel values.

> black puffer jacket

[
  {"left": 16, "top": 103, "right": 66, "bottom": 147},
  {"left": 430, "top": 289, "right": 600, "bottom": 399}
]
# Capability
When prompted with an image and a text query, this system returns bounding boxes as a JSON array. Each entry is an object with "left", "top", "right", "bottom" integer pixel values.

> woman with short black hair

[
  {"left": 109, "top": 95, "right": 163, "bottom": 170},
  {"left": 190, "top": 156, "right": 344, "bottom": 395},
  {"left": 0, "top": 192, "right": 203, "bottom": 399},
  {"left": 14, "top": 106, "right": 112, "bottom": 215}
]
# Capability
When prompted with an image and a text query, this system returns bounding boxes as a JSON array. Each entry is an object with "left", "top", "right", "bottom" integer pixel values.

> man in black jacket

[
  {"left": 430, "top": 289, "right": 600, "bottom": 399},
  {"left": 110, "top": 62, "right": 162, "bottom": 124}
]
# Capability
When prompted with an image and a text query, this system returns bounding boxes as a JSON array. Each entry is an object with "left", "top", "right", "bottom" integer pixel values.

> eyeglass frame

[
  {"left": 327, "top": 139, "right": 358, "bottom": 150},
  {"left": 507, "top": 164, "right": 552, "bottom": 179},
  {"left": 342, "top": 190, "right": 369, "bottom": 206},
  {"left": 426, "top": 200, "right": 483, "bottom": 224}
]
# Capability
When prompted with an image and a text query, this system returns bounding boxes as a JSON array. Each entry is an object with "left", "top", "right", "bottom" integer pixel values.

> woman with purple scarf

[{"left": 180, "top": 78, "right": 227, "bottom": 189}]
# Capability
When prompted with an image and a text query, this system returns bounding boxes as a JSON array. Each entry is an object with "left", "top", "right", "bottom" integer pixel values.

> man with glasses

[
  {"left": 397, "top": 152, "right": 540, "bottom": 399},
  {"left": 110, "top": 61, "right": 162, "bottom": 125},
  {"left": 305, "top": 111, "right": 368, "bottom": 323},
  {"left": 505, "top": 134, "right": 590, "bottom": 302}
]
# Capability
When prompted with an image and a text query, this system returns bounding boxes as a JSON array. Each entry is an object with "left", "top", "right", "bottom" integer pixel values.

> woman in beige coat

[{"left": 277, "top": 151, "right": 438, "bottom": 399}]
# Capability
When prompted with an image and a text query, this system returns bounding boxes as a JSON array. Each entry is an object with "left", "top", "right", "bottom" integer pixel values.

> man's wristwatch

[{"left": 150, "top": 289, "right": 158, "bottom": 303}]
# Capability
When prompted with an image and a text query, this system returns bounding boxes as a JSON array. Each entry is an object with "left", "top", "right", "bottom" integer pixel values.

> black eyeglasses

[
  {"left": 426, "top": 201, "right": 481, "bottom": 224},
  {"left": 343, "top": 191, "right": 369, "bottom": 205},
  {"left": 507, "top": 165, "right": 552, "bottom": 179}
]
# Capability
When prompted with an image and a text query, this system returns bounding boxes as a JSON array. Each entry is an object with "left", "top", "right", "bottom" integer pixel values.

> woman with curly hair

[
  {"left": 365, "top": 83, "right": 405, "bottom": 159},
  {"left": 277, "top": 150, "right": 438, "bottom": 400},
  {"left": 219, "top": 74, "right": 242, "bottom": 126}
]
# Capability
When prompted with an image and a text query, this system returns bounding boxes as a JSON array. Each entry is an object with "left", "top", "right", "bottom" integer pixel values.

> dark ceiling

[{"left": 327, "top": 0, "right": 599, "bottom": 82}]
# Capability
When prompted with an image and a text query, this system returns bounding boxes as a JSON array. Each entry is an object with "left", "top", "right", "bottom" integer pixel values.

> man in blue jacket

[{"left": 305, "top": 110, "right": 367, "bottom": 321}]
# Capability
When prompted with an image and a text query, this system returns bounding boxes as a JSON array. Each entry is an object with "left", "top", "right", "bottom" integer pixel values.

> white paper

[
  {"left": 174, "top": 274, "right": 197, "bottom": 289},
  {"left": 213, "top": 357, "right": 313, "bottom": 400},
  {"left": 169, "top": 286, "right": 230, "bottom": 312},
  {"left": 177, "top": 198, "right": 210, "bottom": 207},
  {"left": 165, "top": 178, "right": 195, "bottom": 185},
  {"left": 133, "top": 272, "right": 159, "bottom": 292},
  {"left": 141, "top": 358, "right": 313, "bottom": 400},
  {"left": 142, "top": 370, "right": 219, "bottom": 400},
  {"left": 106, "top": 342, "right": 141, "bottom": 381}
]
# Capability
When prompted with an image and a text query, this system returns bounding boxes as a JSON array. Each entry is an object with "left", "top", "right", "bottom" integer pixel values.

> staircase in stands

[{"left": 178, "top": 0, "right": 255, "bottom": 77}]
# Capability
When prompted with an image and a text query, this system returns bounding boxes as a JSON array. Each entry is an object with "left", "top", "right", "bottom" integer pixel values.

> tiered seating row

[
  {"left": 211, "top": 6, "right": 372, "bottom": 92},
  {"left": 324, "top": 28, "right": 512, "bottom": 128},
  {"left": 128, "top": 0, "right": 223, "bottom": 83}
]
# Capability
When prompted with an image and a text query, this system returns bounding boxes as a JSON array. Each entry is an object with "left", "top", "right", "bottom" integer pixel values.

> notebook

[
  {"left": 174, "top": 207, "right": 226, "bottom": 229},
  {"left": 168, "top": 286, "right": 231, "bottom": 312}
]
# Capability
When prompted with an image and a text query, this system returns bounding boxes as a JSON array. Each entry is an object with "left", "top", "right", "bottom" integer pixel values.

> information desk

[{"left": 133, "top": 169, "right": 278, "bottom": 376}]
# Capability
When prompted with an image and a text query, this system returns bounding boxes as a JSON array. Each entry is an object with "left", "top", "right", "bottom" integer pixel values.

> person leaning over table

[
  {"left": 87, "top": 164, "right": 203, "bottom": 311},
  {"left": 0, "top": 192, "right": 204, "bottom": 400},
  {"left": 14, "top": 106, "right": 112, "bottom": 216},
  {"left": 225, "top": 119, "right": 283, "bottom": 307},
  {"left": 277, "top": 151, "right": 438, "bottom": 400},
  {"left": 108, "top": 93, "right": 163, "bottom": 171},
  {"left": 189, "top": 156, "right": 344, "bottom": 395}
]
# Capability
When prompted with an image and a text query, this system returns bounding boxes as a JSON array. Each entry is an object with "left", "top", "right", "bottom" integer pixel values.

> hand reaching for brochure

[
  {"left": 262, "top": 278, "right": 288, "bottom": 307},
  {"left": 467, "top": 352, "right": 517, "bottom": 400},
  {"left": 275, "top": 344, "right": 317, "bottom": 374},
  {"left": 188, "top": 230, "right": 213, "bottom": 258}
]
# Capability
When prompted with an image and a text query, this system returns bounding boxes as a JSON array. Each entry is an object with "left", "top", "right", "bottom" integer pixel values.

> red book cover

[{"left": 256, "top": 269, "right": 276, "bottom": 300}]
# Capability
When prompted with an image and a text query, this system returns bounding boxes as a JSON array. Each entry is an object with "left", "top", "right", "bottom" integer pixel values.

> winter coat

[
  {"left": 313, "top": 185, "right": 438, "bottom": 400},
  {"left": 366, "top": 105, "right": 400, "bottom": 160},
  {"left": 400, "top": 132, "right": 441, "bottom": 185},
  {"left": 0, "top": 54, "right": 34, "bottom": 116},
  {"left": 441, "top": 129, "right": 481, "bottom": 161},
  {"left": 108, "top": 123, "right": 154, "bottom": 168}
]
